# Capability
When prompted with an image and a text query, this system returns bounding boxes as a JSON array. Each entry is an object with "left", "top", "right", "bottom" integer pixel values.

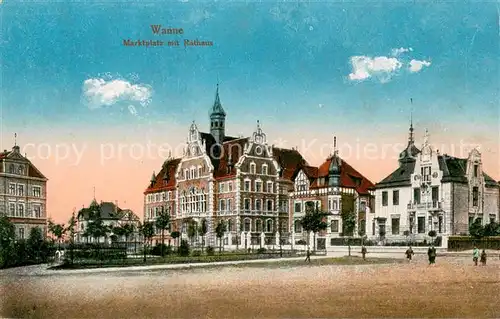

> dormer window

[
  {"left": 9, "top": 164, "right": 14, "bottom": 174},
  {"left": 262, "top": 164, "right": 268, "bottom": 175}
]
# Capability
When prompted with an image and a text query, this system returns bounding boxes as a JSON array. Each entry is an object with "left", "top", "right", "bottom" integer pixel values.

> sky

[{"left": 0, "top": 1, "right": 498, "bottom": 224}]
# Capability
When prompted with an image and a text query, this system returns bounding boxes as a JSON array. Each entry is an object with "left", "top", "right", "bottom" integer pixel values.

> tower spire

[
  {"left": 14, "top": 133, "right": 17, "bottom": 147},
  {"left": 409, "top": 98, "right": 414, "bottom": 144}
]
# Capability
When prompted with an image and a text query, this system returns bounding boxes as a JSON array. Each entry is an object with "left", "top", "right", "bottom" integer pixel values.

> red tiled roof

[
  {"left": 144, "top": 158, "right": 181, "bottom": 194},
  {"left": 273, "top": 147, "right": 308, "bottom": 181},
  {"left": 311, "top": 155, "right": 375, "bottom": 194}
]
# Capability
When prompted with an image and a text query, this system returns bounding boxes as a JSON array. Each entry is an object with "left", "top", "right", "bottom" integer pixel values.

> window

[
  {"left": 392, "top": 190, "right": 399, "bottom": 206},
  {"left": 198, "top": 166, "right": 202, "bottom": 177},
  {"left": 417, "top": 217, "right": 425, "bottom": 234},
  {"left": 438, "top": 216, "right": 443, "bottom": 233},
  {"left": 256, "top": 220, "right": 262, "bottom": 232},
  {"left": 266, "top": 219, "right": 273, "bottom": 232},
  {"left": 18, "top": 227, "right": 25, "bottom": 239},
  {"left": 162, "top": 192, "right": 166, "bottom": 201},
  {"left": 17, "top": 185, "right": 25, "bottom": 196},
  {"left": 294, "top": 220, "right": 302, "bottom": 233},
  {"left": 432, "top": 187, "right": 439, "bottom": 203},
  {"left": 333, "top": 200, "right": 338, "bottom": 210},
  {"left": 372, "top": 220, "right": 376, "bottom": 236},
  {"left": 18, "top": 204, "right": 24, "bottom": 217},
  {"left": 219, "top": 199, "right": 226, "bottom": 212},
  {"left": 250, "top": 163, "right": 256, "bottom": 174},
  {"left": 473, "top": 164, "right": 478, "bottom": 177},
  {"left": 421, "top": 166, "right": 431, "bottom": 182},
  {"left": 391, "top": 218, "right": 400, "bottom": 235},
  {"left": 9, "top": 203, "right": 15, "bottom": 216},
  {"left": 155, "top": 194, "right": 160, "bottom": 202},
  {"left": 468, "top": 216, "right": 474, "bottom": 227},
  {"left": 472, "top": 187, "right": 478, "bottom": 207},
  {"left": 294, "top": 202, "right": 301, "bottom": 213},
  {"left": 31, "top": 186, "right": 41, "bottom": 197},
  {"left": 227, "top": 219, "right": 233, "bottom": 232},
  {"left": 228, "top": 182, "right": 233, "bottom": 192},
  {"left": 331, "top": 220, "right": 339, "bottom": 233},
  {"left": 262, "top": 164, "right": 268, "bottom": 175},
  {"left": 414, "top": 188, "right": 421, "bottom": 204},
  {"left": 255, "top": 199, "right": 262, "bottom": 211},
  {"left": 490, "top": 216, "right": 496, "bottom": 224},
  {"left": 244, "top": 219, "right": 251, "bottom": 232},
  {"left": 382, "top": 191, "right": 388, "bottom": 206},
  {"left": 227, "top": 199, "right": 232, "bottom": 211},
  {"left": 360, "top": 201, "right": 366, "bottom": 212},
  {"left": 267, "top": 200, "right": 273, "bottom": 211},
  {"left": 9, "top": 184, "right": 15, "bottom": 195},
  {"left": 267, "top": 182, "right": 273, "bottom": 193},
  {"left": 9, "top": 164, "right": 14, "bottom": 174},
  {"left": 185, "top": 169, "right": 189, "bottom": 180},
  {"left": 244, "top": 181, "right": 250, "bottom": 191},
  {"left": 255, "top": 181, "right": 262, "bottom": 192},
  {"left": 244, "top": 198, "right": 250, "bottom": 210},
  {"left": 219, "top": 183, "right": 225, "bottom": 193}
]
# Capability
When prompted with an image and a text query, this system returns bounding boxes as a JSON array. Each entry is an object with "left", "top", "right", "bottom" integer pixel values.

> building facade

[
  {"left": 0, "top": 143, "right": 48, "bottom": 239},
  {"left": 289, "top": 139, "right": 375, "bottom": 248},
  {"left": 76, "top": 199, "right": 141, "bottom": 244},
  {"left": 145, "top": 86, "right": 356, "bottom": 248},
  {"left": 369, "top": 124, "right": 500, "bottom": 241}
]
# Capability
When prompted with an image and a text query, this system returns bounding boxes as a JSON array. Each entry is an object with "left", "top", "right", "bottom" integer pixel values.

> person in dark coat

[
  {"left": 305, "top": 248, "right": 311, "bottom": 263},
  {"left": 405, "top": 246, "right": 414, "bottom": 262},
  {"left": 427, "top": 245, "right": 436, "bottom": 265},
  {"left": 480, "top": 249, "right": 487, "bottom": 266},
  {"left": 361, "top": 245, "right": 367, "bottom": 260}
]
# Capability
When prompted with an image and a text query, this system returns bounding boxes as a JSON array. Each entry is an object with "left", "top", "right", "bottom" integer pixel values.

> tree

[
  {"left": 48, "top": 219, "right": 67, "bottom": 250},
  {"left": 66, "top": 211, "right": 77, "bottom": 264},
  {"left": 84, "top": 217, "right": 110, "bottom": 244},
  {"left": 483, "top": 222, "right": 500, "bottom": 237},
  {"left": 301, "top": 207, "right": 330, "bottom": 252},
  {"left": 215, "top": 220, "right": 227, "bottom": 253},
  {"left": 198, "top": 219, "right": 208, "bottom": 253},
  {"left": 469, "top": 219, "right": 485, "bottom": 239},
  {"left": 139, "top": 221, "right": 155, "bottom": 262},
  {"left": 187, "top": 219, "right": 198, "bottom": 247},
  {"left": 27, "top": 227, "right": 45, "bottom": 262},
  {"left": 0, "top": 216, "right": 16, "bottom": 268},
  {"left": 155, "top": 211, "right": 171, "bottom": 257}
]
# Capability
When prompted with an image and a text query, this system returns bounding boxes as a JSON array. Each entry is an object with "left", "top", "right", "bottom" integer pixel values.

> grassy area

[
  {"left": 50, "top": 252, "right": 301, "bottom": 270},
  {"left": 50, "top": 254, "right": 400, "bottom": 270}
]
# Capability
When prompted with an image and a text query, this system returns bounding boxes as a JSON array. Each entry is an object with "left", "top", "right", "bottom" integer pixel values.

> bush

[
  {"left": 150, "top": 244, "right": 172, "bottom": 256},
  {"left": 256, "top": 248, "right": 267, "bottom": 254},
  {"left": 178, "top": 240, "right": 190, "bottom": 257},
  {"left": 297, "top": 239, "right": 307, "bottom": 245},
  {"left": 192, "top": 250, "right": 202, "bottom": 257},
  {"left": 206, "top": 246, "right": 215, "bottom": 256}
]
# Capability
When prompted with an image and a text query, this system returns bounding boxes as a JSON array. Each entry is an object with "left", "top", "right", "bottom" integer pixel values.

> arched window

[{"left": 266, "top": 219, "right": 273, "bottom": 232}]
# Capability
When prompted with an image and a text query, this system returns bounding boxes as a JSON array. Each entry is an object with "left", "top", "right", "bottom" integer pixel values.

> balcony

[
  {"left": 407, "top": 201, "right": 442, "bottom": 211},
  {"left": 241, "top": 210, "right": 278, "bottom": 216}
]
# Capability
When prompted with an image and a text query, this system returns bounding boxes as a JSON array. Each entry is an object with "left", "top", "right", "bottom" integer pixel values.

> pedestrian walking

[
  {"left": 427, "top": 245, "right": 436, "bottom": 265},
  {"left": 473, "top": 246, "right": 479, "bottom": 266},
  {"left": 480, "top": 249, "right": 487, "bottom": 266},
  {"left": 305, "top": 248, "right": 311, "bottom": 263},
  {"left": 361, "top": 245, "right": 367, "bottom": 260},
  {"left": 405, "top": 246, "right": 414, "bottom": 262}
]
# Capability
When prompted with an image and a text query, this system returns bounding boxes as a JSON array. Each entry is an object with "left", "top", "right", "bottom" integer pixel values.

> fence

[{"left": 448, "top": 236, "right": 500, "bottom": 251}]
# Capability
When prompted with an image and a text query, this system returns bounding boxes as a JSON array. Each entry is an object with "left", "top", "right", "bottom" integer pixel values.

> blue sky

[{"left": 1, "top": 1, "right": 498, "bottom": 134}]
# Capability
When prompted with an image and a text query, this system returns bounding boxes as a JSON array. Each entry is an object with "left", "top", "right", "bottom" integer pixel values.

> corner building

[
  {"left": 369, "top": 124, "right": 499, "bottom": 241},
  {"left": 144, "top": 86, "right": 307, "bottom": 248}
]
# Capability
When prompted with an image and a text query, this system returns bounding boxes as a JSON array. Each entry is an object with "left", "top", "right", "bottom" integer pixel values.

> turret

[{"left": 209, "top": 84, "right": 226, "bottom": 145}]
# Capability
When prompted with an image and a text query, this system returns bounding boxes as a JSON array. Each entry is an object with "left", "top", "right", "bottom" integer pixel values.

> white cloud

[
  {"left": 391, "top": 47, "right": 413, "bottom": 56},
  {"left": 409, "top": 59, "right": 431, "bottom": 72},
  {"left": 348, "top": 56, "right": 403, "bottom": 82},
  {"left": 82, "top": 78, "right": 152, "bottom": 110}
]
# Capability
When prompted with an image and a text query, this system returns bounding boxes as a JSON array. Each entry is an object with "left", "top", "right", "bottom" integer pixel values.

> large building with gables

[
  {"left": 369, "top": 123, "right": 500, "bottom": 241},
  {"left": 0, "top": 142, "right": 48, "bottom": 239},
  {"left": 144, "top": 86, "right": 375, "bottom": 249}
]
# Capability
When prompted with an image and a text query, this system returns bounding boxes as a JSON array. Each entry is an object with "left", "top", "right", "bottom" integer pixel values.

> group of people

[{"left": 303, "top": 245, "right": 493, "bottom": 266}]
